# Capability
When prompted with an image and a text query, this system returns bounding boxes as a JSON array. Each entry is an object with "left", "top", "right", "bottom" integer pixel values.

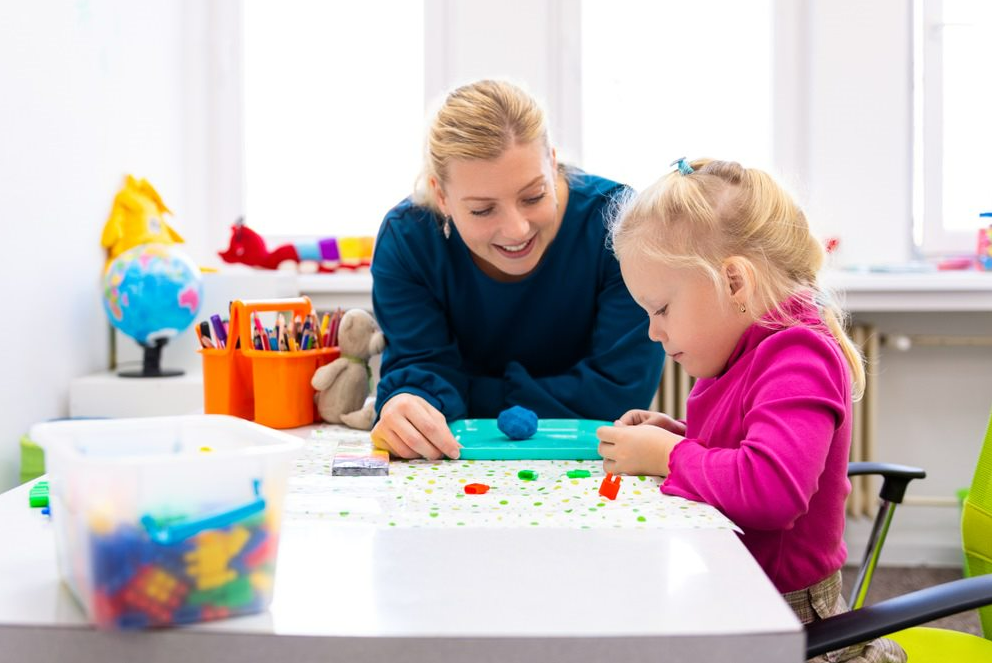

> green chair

[
  {"left": 19, "top": 434, "right": 45, "bottom": 483},
  {"left": 807, "top": 406, "right": 992, "bottom": 660}
]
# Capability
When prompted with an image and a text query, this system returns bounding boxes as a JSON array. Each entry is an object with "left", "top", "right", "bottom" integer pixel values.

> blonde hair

[
  {"left": 610, "top": 159, "right": 865, "bottom": 400},
  {"left": 413, "top": 79, "right": 552, "bottom": 214}
]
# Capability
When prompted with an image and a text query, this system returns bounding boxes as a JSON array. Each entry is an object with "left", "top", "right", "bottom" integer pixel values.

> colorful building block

[{"left": 599, "top": 473, "right": 621, "bottom": 500}]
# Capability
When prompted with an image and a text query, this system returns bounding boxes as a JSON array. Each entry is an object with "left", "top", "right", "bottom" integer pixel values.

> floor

[{"left": 841, "top": 565, "right": 983, "bottom": 636}]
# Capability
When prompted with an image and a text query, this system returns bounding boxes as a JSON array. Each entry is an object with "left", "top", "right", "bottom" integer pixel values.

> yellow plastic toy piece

[
  {"left": 184, "top": 526, "right": 250, "bottom": 591},
  {"left": 249, "top": 569, "right": 274, "bottom": 593},
  {"left": 141, "top": 567, "right": 184, "bottom": 603}
]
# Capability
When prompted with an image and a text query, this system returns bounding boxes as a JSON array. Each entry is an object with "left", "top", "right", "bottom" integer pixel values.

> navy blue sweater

[{"left": 372, "top": 171, "right": 664, "bottom": 421}]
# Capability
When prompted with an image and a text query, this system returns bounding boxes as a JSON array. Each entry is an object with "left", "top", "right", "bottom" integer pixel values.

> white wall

[
  {"left": 846, "top": 312, "right": 992, "bottom": 566},
  {"left": 802, "top": 0, "right": 916, "bottom": 267},
  {"left": 0, "top": 1, "right": 204, "bottom": 489}
]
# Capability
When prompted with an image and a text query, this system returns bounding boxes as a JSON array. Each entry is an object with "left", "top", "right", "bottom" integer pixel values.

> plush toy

[
  {"left": 311, "top": 309, "right": 385, "bottom": 430},
  {"left": 101, "top": 175, "right": 184, "bottom": 269},
  {"left": 218, "top": 217, "right": 373, "bottom": 273}
]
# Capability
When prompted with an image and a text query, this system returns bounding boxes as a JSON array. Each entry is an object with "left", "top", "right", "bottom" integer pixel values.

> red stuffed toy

[{"left": 218, "top": 217, "right": 372, "bottom": 273}]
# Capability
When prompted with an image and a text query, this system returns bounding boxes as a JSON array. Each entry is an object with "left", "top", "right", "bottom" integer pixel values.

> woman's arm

[{"left": 372, "top": 216, "right": 471, "bottom": 421}]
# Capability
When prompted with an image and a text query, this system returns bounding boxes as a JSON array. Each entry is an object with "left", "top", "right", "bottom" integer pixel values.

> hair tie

[{"left": 670, "top": 157, "right": 694, "bottom": 176}]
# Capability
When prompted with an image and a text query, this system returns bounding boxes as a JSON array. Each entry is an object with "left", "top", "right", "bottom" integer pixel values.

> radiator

[
  {"left": 657, "top": 357, "right": 694, "bottom": 421},
  {"left": 849, "top": 324, "right": 879, "bottom": 517},
  {"left": 655, "top": 323, "right": 880, "bottom": 517}
]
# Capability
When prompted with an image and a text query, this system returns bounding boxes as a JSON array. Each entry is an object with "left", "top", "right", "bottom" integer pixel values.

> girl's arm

[{"left": 661, "top": 331, "right": 849, "bottom": 530}]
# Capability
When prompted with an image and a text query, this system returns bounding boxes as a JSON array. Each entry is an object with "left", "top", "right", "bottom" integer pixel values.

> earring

[
  {"left": 740, "top": 304, "right": 747, "bottom": 314},
  {"left": 442, "top": 215, "right": 452, "bottom": 239}
]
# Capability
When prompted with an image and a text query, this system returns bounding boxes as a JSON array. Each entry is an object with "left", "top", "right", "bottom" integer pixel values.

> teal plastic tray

[{"left": 449, "top": 418, "right": 608, "bottom": 460}]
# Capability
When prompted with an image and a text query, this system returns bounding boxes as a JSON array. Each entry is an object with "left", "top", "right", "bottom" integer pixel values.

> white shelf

[
  {"left": 822, "top": 270, "right": 992, "bottom": 312},
  {"left": 69, "top": 371, "right": 203, "bottom": 418}
]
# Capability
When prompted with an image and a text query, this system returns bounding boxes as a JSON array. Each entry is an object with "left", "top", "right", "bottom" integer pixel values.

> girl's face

[
  {"left": 620, "top": 251, "right": 754, "bottom": 379},
  {"left": 434, "top": 140, "right": 563, "bottom": 281}
]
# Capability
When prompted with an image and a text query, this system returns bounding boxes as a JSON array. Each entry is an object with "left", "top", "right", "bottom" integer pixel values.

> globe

[{"left": 102, "top": 243, "right": 203, "bottom": 377}]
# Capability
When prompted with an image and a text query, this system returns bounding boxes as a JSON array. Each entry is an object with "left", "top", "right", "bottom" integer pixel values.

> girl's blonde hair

[
  {"left": 413, "top": 79, "right": 552, "bottom": 214},
  {"left": 610, "top": 158, "right": 865, "bottom": 400}
]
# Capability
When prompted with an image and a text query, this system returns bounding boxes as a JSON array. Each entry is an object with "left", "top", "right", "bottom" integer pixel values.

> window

[
  {"left": 242, "top": 0, "right": 424, "bottom": 239},
  {"left": 915, "top": 0, "right": 992, "bottom": 254},
  {"left": 580, "top": 0, "right": 774, "bottom": 192}
]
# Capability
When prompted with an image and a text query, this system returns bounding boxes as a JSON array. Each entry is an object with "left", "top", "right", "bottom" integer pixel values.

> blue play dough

[{"left": 497, "top": 406, "right": 539, "bottom": 440}]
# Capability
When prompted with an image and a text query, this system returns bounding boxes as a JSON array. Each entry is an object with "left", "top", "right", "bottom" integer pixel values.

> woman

[{"left": 371, "top": 79, "right": 664, "bottom": 460}]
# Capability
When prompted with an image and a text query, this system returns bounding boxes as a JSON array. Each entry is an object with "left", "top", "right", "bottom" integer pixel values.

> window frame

[
  {"left": 914, "top": 0, "right": 983, "bottom": 256},
  {"left": 216, "top": 1, "right": 806, "bottom": 259}
]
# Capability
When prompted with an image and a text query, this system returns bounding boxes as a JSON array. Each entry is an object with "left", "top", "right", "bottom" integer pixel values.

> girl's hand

[
  {"left": 613, "top": 409, "right": 687, "bottom": 435},
  {"left": 596, "top": 422, "right": 685, "bottom": 477},
  {"left": 371, "top": 393, "right": 461, "bottom": 460}
]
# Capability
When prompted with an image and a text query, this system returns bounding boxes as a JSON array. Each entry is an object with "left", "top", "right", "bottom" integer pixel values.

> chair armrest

[
  {"left": 848, "top": 462, "right": 926, "bottom": 503},
  {"left": 805, "top": 574, "right": 992, "bottom": 658}
]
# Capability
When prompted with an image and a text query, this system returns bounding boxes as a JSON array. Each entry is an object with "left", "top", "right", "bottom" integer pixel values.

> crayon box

[{"left": 200, "top": 297, "right": 338, "bottom": 429}]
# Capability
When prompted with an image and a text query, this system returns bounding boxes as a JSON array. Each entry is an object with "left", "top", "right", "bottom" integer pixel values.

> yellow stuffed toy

[{"left": 101, "top": 175, "right": 184, "bottom": 268}]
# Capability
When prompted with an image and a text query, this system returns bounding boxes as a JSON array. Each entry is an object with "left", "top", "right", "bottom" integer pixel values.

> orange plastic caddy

[{"left": 200, "top": 297, "right": 338, "bottom": 429}]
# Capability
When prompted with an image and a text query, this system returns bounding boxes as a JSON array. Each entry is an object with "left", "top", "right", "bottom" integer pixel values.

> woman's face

[{"left": 434, "top": 141, "right": 563, "bottom": 281}]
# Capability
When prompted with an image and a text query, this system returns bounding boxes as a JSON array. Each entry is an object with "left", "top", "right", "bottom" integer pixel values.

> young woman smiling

[{"left": 370, "top": 79, "right": 664, "bottom": 460}]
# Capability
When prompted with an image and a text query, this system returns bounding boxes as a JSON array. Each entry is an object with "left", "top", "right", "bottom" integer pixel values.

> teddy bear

[{"left": 311, "top": 309, "right": 385, "bottom": 430}]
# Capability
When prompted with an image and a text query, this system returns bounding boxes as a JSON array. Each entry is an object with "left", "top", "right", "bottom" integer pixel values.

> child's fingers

[
  {"left": 597, "top": 436, "right": 618, "bottom": 462},
  {"left": 618, "top": 409, "right": 655, "bottom": 425}
]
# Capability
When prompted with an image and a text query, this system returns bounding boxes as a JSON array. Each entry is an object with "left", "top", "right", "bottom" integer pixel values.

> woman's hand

[
  {"left": 371, "top": 393, "right": 461, "bottom": 460},
  {"left": 613, "top": 409, "right": 686, "bottom": 435},
  {"left": 596, "top": 421, "right": 685, "bottom": 477}
]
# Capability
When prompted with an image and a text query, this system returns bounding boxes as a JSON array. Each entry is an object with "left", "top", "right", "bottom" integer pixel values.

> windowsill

[
  {"left": 297, "top": 271, "right": 373, "bottom": 293},
  {"left": 293, "top": 269, "right": 992, "bottom": 312},
  {"left": 822, "top": 269, "right": 992, "bottom": 312}
]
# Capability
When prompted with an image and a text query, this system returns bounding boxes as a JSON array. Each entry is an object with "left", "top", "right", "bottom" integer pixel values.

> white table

[{"left": 1, "top": 429, "right": 804, "bottom": 663}]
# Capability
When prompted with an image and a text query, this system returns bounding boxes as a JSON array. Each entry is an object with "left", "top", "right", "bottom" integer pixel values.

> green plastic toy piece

[
  {"left": 187, "top": 575, "right": 255, "bottom": 608},
  {"left": 517, "top": 469, "right": 538, "bottom": 481},
  {"left": 566, "top": 469, "right": 591, "bottom": 478},
  {"left": 28, "top": 481, "right": 49, "bottom": 508}
]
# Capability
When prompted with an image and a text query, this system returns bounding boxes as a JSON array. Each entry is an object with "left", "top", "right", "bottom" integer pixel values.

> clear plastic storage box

[{"left": 30, "top": 415, "right": 302, "bottom": 629}]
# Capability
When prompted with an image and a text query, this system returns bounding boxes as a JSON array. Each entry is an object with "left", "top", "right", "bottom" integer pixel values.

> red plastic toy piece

[
  {"left": 120, "top": 564, "right": 189, "bottom": 625},
  {"left": 464, "top": 483, "right": 490, "bottom": 495},
  {"left": 599, "top": 473, "right": 621, "bottom": 500}
]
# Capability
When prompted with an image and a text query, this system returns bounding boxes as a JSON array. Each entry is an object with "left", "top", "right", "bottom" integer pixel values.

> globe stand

[{"left": 118, "top": 338, "right": 184, "bottom": 378}]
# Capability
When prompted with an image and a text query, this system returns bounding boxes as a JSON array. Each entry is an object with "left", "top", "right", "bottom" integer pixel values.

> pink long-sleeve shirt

[{"left": 661, "top": 304, "right": 853, "bottom": 593}]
